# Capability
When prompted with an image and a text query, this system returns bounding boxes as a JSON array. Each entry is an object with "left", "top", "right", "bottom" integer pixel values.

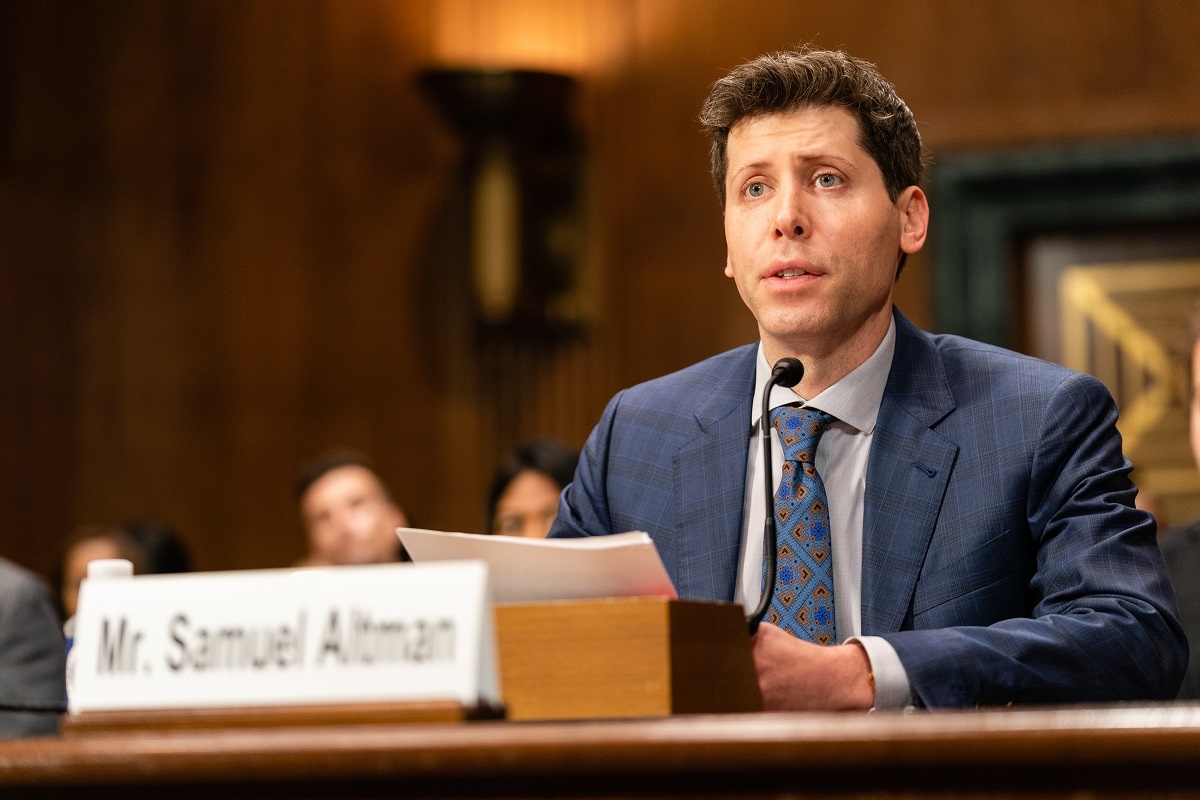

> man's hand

[{"left": 751, "top": 622, "right": 875, "bottom": 711}]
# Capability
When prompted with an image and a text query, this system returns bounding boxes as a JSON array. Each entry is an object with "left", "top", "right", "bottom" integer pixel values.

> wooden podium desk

[{"left": 3, "top": 704, "right": 1200, "bottom": 799}]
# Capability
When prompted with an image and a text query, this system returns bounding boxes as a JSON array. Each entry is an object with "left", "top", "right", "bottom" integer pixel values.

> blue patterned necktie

[{"left": 766, "top": 405, "right": 836, "bottom": 645}]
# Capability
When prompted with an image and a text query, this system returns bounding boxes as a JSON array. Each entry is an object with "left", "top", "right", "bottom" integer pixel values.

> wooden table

[{"left": 3, "top": 705, "right": 1200, "bottom": 798}]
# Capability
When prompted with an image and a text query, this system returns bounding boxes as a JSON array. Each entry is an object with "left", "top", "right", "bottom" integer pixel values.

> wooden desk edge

[{"left": 4, "top": 704, "right": 1200, "bottom": 791}]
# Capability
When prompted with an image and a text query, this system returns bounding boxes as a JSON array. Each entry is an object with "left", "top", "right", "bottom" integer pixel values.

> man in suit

[
  {"left": 0, "top": 557, "right": 67, "bottom": 737},
  {"left": 549, "top": 47, "right": 1185, "bottom": 710}
]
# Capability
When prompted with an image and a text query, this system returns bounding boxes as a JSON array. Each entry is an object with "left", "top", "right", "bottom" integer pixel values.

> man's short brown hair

[
  {"left": 699, "top": 47, "right": 926, "bottom": 207},
  {"left": 294, "top": 448, "right": 391, "bottom": 504}
]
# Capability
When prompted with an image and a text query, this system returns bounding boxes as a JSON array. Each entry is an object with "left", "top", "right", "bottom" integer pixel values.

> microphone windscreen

[{"left": 771, "top": 357, "right": 804, "bottom": 389}]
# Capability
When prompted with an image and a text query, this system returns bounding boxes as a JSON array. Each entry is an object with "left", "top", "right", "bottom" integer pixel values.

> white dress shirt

[{"left": 733, "top": 318, "right": 912, "bottom": 709}]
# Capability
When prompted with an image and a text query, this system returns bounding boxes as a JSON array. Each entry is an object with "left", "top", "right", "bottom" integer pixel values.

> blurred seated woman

[
  {"left": 487, "top": 440, "right": 578, "bottom": 538},
  {"left": 57, "top": 519, "right": 191, "bottom": 622},
  {"left": 57, "top": 524, "right": 146, "bottom": 622}
]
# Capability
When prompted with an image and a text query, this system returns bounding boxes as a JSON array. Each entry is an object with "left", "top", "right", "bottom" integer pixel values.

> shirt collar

[{"left": 750, "top": 317, "right": 896, "bottom": 434}]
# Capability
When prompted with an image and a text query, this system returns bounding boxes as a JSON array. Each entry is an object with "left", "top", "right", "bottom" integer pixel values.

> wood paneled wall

[{"left": 3, "top": 0, "right": 1199, "bottom": 580}]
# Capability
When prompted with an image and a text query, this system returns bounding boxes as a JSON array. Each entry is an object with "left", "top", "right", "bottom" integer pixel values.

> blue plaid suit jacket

[{"left": 551, "top": 308, "right": 1186, "bottom": 706}]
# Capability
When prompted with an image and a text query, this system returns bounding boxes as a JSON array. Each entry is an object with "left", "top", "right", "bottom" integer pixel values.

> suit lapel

[
  {"left": 860, "top": 311, "right": 958, "bottom": 635},
  {"left": 673, "top": 347, "right": 756, "bottom": 602}
]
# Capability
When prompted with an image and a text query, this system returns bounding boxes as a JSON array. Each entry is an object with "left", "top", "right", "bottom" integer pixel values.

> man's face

[
  {"left": 1191, "top": 337, "right": 1200, "bottom": 474},
  {"left": 300, "top": 465, "right": 407, "bottom": 566},
  {"left": 722, "top": 106, "right": 927, "bottom": 365}
]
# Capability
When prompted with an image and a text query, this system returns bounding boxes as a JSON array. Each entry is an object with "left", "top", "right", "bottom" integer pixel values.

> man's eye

[
  {"left": 746, "top": 182, "right": 766, "bottom": 198},
  {"left": 816, "top": 173, "right": 842, "bottom": 188}
]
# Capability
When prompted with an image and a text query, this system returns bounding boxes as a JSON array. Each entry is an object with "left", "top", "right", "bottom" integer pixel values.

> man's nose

[
  {"left": 773, "top": 183, "right": 808, "bottom": 239},
  {"left": 331, "top": 511, "right": 355, "bottom": 536}
]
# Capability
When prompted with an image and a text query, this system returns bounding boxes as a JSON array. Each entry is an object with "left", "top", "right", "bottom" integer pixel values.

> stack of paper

[{"left": 397, "top": 528, "right": 677, "bottom": 604}]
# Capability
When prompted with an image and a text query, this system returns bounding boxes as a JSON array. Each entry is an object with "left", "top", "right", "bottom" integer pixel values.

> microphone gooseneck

[{"left": 747, "top": 357, "right": 803, "bottom": 635}]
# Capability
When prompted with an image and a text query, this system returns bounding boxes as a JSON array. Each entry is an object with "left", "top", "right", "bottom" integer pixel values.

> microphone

[{"left": 747, "top": 357, "right": 804, "bottom": 635}]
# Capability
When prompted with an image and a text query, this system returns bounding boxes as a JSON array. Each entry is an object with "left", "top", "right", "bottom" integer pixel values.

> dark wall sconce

[{"left": 420, "top": 68, "right": 585, "bottom": 336}]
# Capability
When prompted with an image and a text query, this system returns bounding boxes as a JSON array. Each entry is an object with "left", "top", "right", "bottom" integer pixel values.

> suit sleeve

[
  {"left": 881, "top": 372, "right": 1187, "bottom": 707},
  {"left": 0, "top": 566, "right": 67, "bottom": 737}
]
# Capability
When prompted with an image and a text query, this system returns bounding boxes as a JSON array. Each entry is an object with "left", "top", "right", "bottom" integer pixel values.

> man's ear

[
  {"left": 724, "top": 254, "right": 734, "bottom": 279},
  {"left": 897, "top": 186, "right": 929, "bottom": 255}
]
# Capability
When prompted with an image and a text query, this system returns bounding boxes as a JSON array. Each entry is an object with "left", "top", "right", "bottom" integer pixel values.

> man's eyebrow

[
  {"left": 729, "top": 159, "right": 773, "bottom": 178},
  {"left": 793, "top": 151, "right": 856, "bottom": 166},
  {"left": 731, "top": 153, "right": 856, "bottom": 176}
]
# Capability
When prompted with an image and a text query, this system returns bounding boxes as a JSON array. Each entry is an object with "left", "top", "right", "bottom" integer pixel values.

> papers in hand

[{"left": 397, "top": 528, "right": 678, "bottom": 604}]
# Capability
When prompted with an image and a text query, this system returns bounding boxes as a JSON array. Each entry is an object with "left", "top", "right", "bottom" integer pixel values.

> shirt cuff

[{"left": 847, "top": 635, "right": 914, "bottom": 711}]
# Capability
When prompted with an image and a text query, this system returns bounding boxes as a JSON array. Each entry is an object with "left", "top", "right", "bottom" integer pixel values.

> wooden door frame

[{"left": 930, "top": 137, "right": 1200, "bottom": 348}]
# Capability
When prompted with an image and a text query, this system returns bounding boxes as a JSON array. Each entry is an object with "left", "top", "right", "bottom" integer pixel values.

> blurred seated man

[
  {"left": 1159, "top": 299, "right": 1200, "bottom": 698},
  {"left": 0, "top": 557, "right": 67, "bottom": 738},
  {"left": 294, "top": 448, "right": 409, "bottom": 566},
  {"left": 487, "top": 439, "right": 579, "bottom": 538}
]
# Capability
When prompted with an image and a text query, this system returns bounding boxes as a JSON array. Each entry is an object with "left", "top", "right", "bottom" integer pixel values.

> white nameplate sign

[{"left": 68, "top": 561, "right": 499, "bottom": 714}]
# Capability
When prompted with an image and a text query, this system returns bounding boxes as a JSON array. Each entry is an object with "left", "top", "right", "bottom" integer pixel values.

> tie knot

[{"left": 770, "top": 406, "right": 833, "bottom": 464}]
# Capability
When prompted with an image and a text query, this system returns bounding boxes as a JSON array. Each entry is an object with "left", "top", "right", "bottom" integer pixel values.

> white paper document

[{"left": 397, "top": 528, "right": 677, "bottom": 603}]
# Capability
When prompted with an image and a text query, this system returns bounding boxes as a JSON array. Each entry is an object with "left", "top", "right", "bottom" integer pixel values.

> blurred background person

[
  {"left": 294, "top": 448, "right": 409, "bottom": 566},
  {"left": 1159, "top": 299, "right": 1200, "bottom": 699},
  {"left": 486, "top": 440, "right": 579, "bottom": 538},
  {"left": 56, "top": 518, "right": 193, "bottom": 645},
  {"left": 0, "top": 556, "right": 67, "bottom": 738},
  {"left": 59, "top": 519, "right": 193, "bottom": 621},
  {"left": 56, "top": 524, "right": 147, "bottom": 623},
  {"left": 123, "top": 518, "right": 193, "bottom": 575}
]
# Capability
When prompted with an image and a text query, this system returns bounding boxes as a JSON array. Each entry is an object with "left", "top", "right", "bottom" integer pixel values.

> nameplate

[{"left": 68, "top": 561, "right": 499, "bottom": 713}]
